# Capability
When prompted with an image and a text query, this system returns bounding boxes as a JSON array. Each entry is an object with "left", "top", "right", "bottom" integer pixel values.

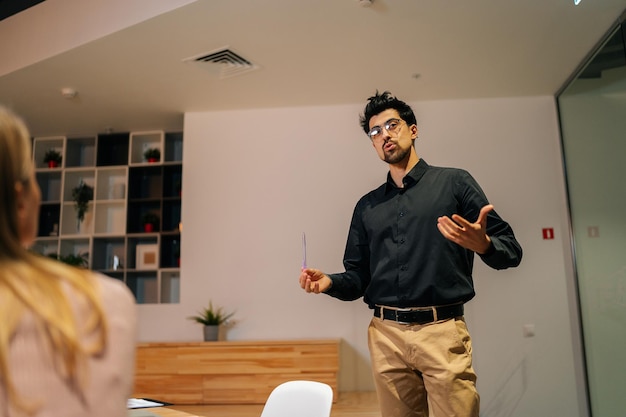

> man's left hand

[{"left": 437, "top": 204, "right": 493, "bottom": 254}]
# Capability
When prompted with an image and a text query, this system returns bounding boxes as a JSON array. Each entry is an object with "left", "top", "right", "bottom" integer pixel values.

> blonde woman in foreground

[{"left": 0, "top": 106, "right": 137, "bottom": 417}]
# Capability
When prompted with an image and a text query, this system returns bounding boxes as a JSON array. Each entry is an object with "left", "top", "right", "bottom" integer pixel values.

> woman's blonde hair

[{"left": 0, "top": 106, "right": 108, "bottom": 413}]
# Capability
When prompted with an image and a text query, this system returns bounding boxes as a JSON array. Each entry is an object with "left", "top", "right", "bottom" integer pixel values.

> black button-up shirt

[{"left": 326, "top": 159, "right": 522, "bottom": 308}]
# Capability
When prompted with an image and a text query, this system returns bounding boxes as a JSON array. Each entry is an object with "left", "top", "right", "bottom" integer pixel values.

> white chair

[{"left": 259, "top": 380, "right": 334, "bottom": 417}]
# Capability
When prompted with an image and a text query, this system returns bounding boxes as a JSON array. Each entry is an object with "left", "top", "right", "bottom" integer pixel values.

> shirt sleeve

[
  {"left": 479, "top": 232, "right": 523, "bottom": 269},
  {"left": 458, "top": 170, "right": 523, "bottom": 270},
  {"left": 325, "top": 199, "right": 372, "bottom": 301}
]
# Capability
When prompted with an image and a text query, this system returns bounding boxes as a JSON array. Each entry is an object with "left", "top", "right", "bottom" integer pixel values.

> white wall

[{"left": 136, "top": 96, "right": 587, "bottom": 417}]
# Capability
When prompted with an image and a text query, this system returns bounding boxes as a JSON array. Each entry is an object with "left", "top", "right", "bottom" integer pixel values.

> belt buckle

[
  {"left": 394, "top": 307, "right": 412, "bottom": 325},
  {"left": 399, "top": 306, "right": 435, "bottom": 325}
]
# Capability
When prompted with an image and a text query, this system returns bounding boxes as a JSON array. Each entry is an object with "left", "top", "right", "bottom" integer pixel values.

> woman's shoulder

[
  {"left": 89, "top": 273, "right": 137, "bottom": 340},
  {"left": 90, "top": 272, "right": 137, "bottom": 313},
  {"left": 93, "top": 272, "right": 135, "bottom": 297}
]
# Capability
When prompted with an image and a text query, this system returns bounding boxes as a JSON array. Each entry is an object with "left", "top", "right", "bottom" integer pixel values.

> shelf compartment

[
  {"left": 92, "top": 236, "right": 126, "bottom": 271},
  {"left": 127, "top": 272, "right": 159, "bottom": 304},
  {"left": 96, "top": 167, "right": 128, "bottom": 201},
  {"left": 130, "top": 131, "right": 164, "bottom": 165},
  {"left": 62, "top": 169, "right": 95, "bottom": 236},
  {"left": 36, "top": 170, "right": 62, "bottom": 202},
  {"left": 160, "top": 234, "right": 181, "bottom": 269},
  {"left": 59, "top": 237, "right": 91, "bottom": 268},
  {"left": 162, "top": 200, "right": 181, "bottom": 232},
  {"left": 127, "top": 236, "right": 159, "bottom": 270},
  {"left": 63, "top": 169, "right": 96, "bottom": 202},
  {"left": 129, "top": 165, "right": 163, "bottom": 199},
  {"left": 38, "top": 203, "right": 61, "bottom": 237},
  {"left": 160, "top": 270, "right": 180, "bottom": 303},
  {"left": 94, "top": 201, "right": 127, "bottom": 234},
  {"left": 33, "top": 137, "right": 65, "bottom": 169},
  {"left": 127, "top": 201, "right": 161, "bottom": 234},
  {"left": 96, "top": 133, "right": 130, "bottom": 166},
  {"left": 66, "top": 136, "right": 96, "bottom": 167},
  {"left": 61, "top": 202, "right": 94, "bottom": 235},
  {"left": 164, "top": 132, "right": 183, "bottom": 162},
  {"left": 163, "top": 164, "right": 182, "bottom": 198}
]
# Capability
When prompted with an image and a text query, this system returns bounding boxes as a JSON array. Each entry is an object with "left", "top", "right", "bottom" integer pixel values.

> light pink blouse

[{"left": 1, "top": 273, "right": 137, "bottom": 417}]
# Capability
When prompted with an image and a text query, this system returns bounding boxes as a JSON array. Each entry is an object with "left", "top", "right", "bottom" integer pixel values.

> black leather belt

[{"left": 374, "top": 303, "right": 464, "bottom": 325}]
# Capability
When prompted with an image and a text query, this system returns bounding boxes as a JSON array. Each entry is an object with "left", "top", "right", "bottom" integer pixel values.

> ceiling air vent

[{"left": 184, "top": 47, "right": 258, "bottom": 79}]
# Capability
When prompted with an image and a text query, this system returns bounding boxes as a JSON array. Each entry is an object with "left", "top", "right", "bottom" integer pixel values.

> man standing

[{"left": 299, "top": 91, "right": 522, "bottom": 417}]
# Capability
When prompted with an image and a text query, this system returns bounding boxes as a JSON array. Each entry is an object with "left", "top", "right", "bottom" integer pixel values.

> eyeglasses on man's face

[{"left": 367, "top": 118, "right": 404, "bottom": 142}]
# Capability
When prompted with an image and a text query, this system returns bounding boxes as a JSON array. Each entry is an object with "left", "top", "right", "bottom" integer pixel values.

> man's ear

[{"left": 411, "top": 124, "right": 419, "bottom": 139}]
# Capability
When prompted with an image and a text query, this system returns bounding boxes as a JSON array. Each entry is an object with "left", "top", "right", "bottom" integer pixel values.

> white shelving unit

[{"left": 31, "top": 132, "right": 183, "bottom": 304}]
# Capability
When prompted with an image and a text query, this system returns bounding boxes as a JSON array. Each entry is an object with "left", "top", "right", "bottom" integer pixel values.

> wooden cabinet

[
  {"left": 133, "top": 340, "right": 340, "bottom": 405},
  {"left": 31, "top": 131, "right": 183, "bottom": 304}
]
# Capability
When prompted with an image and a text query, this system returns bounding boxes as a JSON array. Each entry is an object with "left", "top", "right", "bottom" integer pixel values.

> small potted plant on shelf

[
  {"left": 47, "top": 252, "right": 89, "bottom": 268},
  {"left": 143, "top": 148, "right": 161, "bottom": 163},
  {"left": 43, "top": 148, "right": 62, "bottom": 168},
  {"left": 141, "top": 212, "right": 159, "bottom": 233},
  {"left": 71, "top": 180, "right": 93, "bottom": 231},
  {"left": 188, "top": 301, "right": 235, "bottom": 341}
]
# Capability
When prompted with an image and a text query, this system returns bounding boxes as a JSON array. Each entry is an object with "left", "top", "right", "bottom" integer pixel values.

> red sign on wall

[{"left": 542, "top": 228, "right": 554, "bottom": 240}]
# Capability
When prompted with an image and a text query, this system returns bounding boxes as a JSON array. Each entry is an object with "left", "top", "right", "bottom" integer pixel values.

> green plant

[
  {"left": 43, "top": 148, "right": 62, "bottom": 164},
  {"left": 72, "top": 180, "right": 94, "bottom": 224},
  {"left": 188, "top": 302, "right": 235, "bottom": 326},
  {"left": 47, "top": 252, "right": 89, "bottom": 268},
  {"left": 143, "top": 148, "right": 161, "bottom": 161}
]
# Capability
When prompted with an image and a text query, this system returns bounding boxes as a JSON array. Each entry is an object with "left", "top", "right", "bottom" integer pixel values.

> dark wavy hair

[{"left": 359, "top": 91, "right": 417, "bottom": 134}]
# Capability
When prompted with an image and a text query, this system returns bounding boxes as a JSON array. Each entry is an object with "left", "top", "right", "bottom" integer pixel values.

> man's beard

[{"left": 383, "top": 144, "right": 411, "bottom": 165}]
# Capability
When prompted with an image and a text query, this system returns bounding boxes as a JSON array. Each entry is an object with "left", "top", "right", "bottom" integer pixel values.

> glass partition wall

[{"left": 557, "top": 12, "right": 626, "bottom": 417}]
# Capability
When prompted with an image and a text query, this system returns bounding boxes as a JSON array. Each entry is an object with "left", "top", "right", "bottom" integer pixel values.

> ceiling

[
  {"left": 0, "top": 0, "right": 45, "bottom": 21},
  {"left": 1, "top": 0, "right": 625, "bottom": 137}
]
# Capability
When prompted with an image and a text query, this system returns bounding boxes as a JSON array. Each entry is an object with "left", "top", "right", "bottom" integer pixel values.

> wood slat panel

[
  {"left": 136, "top": 343, "right": 338, "bottom": 374},
  {"left": 202, "top": 372, "right": 337, "bottom": 404},
  {"left": 134, "top": 339, "right": 339, "bottom": 405},
  {"left": 134, "top": 375, "right": 204, "bottom": 404}
]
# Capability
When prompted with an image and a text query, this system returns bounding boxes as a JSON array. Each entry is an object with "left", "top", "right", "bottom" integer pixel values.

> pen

[{"left": 302, "top": 232, "right": 307, "bottom": 269}]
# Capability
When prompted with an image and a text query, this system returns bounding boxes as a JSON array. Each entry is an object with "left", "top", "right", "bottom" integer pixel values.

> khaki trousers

[{"left": 367, "top": 316, "right": 479, "bottom": 417}]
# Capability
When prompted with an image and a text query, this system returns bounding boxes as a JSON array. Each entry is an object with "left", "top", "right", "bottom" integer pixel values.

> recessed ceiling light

[{"left": 574, "top": 0, "right": 582, "bottom": 5}]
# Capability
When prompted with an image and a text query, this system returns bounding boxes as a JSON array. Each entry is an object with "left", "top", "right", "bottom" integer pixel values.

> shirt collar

[{"left": 384, "top": 159, "right": 429, "bottom": 194}]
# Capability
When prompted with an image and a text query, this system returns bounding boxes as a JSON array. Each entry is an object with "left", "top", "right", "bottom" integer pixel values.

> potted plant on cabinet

[
  {"left": 141, "top": 212, "right": 159, "bottom": 233},
  {"left": 143, "top": 148, "right": 161, "bottom": 163},
  {"left": 71, "top": 180, "right": 93, "bottom": 231},
  {"left": 43, "top": 148, "right": 62, "bottom": 168},
  {"left": 188, "top": 301, "right": 235, "bottom": 341}
]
